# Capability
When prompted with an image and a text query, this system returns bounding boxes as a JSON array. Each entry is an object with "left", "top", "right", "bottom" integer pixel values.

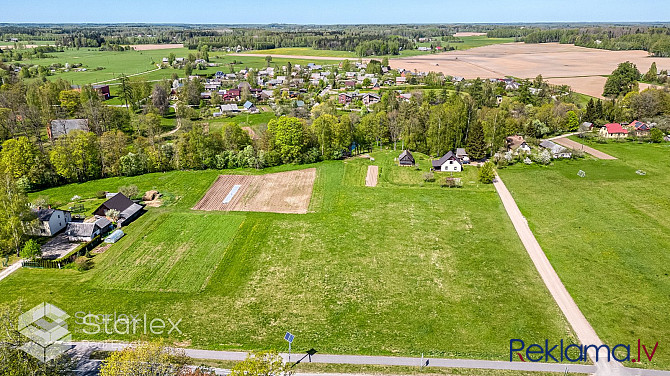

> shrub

[
  {"left": 478, "top": 161, "right": 496, "bottom": 184},
  {"left": 118, "top": 185, "right": 139, "bottom": 199},
  {"left": 20, "top": 239, "right": 41, "bottom": 260},
  {"left": 95, "top": 190, "right": 107, "bottom": 199},
  {"left": 74, "top": 256, "right": 93, "bottom": 271},
  {"left": 423, "top": 172, "right": 435, "bottom": 182}
]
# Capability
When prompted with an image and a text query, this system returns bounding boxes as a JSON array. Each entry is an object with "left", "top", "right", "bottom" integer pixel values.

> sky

[{"left": 0, "top": 0, "right": 666, "bottom": 24}]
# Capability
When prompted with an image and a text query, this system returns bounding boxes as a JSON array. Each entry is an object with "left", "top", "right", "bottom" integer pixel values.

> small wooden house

[{"left": 398, "top": 150, "right": 415, "bottom": 166}]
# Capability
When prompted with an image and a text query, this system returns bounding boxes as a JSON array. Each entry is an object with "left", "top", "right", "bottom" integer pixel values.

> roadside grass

[
  {"left": 499, "top": 141, "right": 670, "bottom": 370},
  {"left": 3, "top": 158, "right": 573, "bottom": 360}
]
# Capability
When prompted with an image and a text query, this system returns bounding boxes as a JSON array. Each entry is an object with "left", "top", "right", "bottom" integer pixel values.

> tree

[
  {"left": 50, "top": 131, "right": 101, "bottom": 182},
  {"left": 152, "top": 84, "right": 170, "bottom": 115},
  {"left": 20, "top": 239, "right": 41, "bottom": 259},
  {"left": 221, "top": 123, "right": 252, "bottom": 151},
  {"left": 643, "top": 62, "right": 658, "bottom": 83},
  {"left": 566, "top": 110, "right": 580, "bottom": 131},
  {"left": 0, "top": 172, "right": 34, "bottom": 256},
  {"left": 100, "top": 341, "right": 190, "bottom": 376},
  {"left": 184, "top": 63, "right": 193, "bottom": 77},
  {"left": 267, "top": 116, "right": 307, "bottom": 163},
  {"left": 466, "top": 121, "right": 486, "bottom": 160},
  {"left": 265, "top": 55, "right": 273, "bottom": 67},
  {"left": 650, "top": 128, "right": 664, "bottom": 143},
  {"left": 99, "top": 131, "right": 129, "bottom": 177},
  {"left": 118, "top": 185, "right": 139, "bottom": 199},
  {"left": 312, "top": 114, "right": 337, "bottom": 157},
  {"left": 59, "top": 89, "right": 81, "bottom": 115},
  {"left": 230, "top": 352, "right": 293, "bottom": 376},
  {"left": 105, "top": 209, "right": 121, "bottom": 223},
  {"left": 0, "top": 304, "right": 75, "bottom": 375},
  {"left": 168, "top": 52, "right": 176, "bottom": 65},
  {"left": 0, "top": 137, "right": 38, "bottom": 180},
  {"left": 603, "top": 62, "right": 640, "bottom": 98},
  {"left": 478, "top": 161, "right": 496, "bottom": 184}
]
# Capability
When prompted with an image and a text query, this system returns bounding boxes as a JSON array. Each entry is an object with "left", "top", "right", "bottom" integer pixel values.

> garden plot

[{"left": 193, "top": 169, "right": 316, "bottom": 214}]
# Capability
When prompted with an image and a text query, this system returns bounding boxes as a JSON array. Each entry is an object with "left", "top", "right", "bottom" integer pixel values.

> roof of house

[
  {"left": 32, "top": 208, "right": 67, "bottom": 222},
  {"left": 604, "top": 123, "right": 628, "bottom": 134},
  {"left": 630, "top": 120, "right": 650, "bottom": 130},
  {"left": 243, "top": 101, "right": 255, "bottom": 109},
  {"left": 221, "top": 104, "right": 239, "bottom": 112},
  {"left": 456, "top": 148, "right": 468, "bottom": 157},
  {"left": 432, "top": 151, "right": 461, "bottom": 168},
  {"left": 49, "top": 119, "right": 89, "bottom": 138},
  {"left": 506, "top": 135, "right": 528, "bottom": 150},
  {"left": 399, "top": 150, "right": 414, "bottom": 162},
  {"left": 65, "top": 217, "right": 111, "bottom": 238},
  {"left": 539, "top": 140, "right": 558, "bottom": 149}
]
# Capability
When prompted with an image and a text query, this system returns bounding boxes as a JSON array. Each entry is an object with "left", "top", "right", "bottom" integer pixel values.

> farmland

[
  {"left": 499, "top": 141, "right": 670, "bottom": 369},
  {"left": 0, "top": 151, "right": 574, "bottom": 359}
]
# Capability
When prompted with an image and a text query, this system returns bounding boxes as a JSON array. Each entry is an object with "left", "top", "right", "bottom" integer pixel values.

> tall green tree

[
  {"left": 267, "top": 116, "right": 307, "bottom": 163},
  {"left": 603, "top": 61, "right": 640, "bottom": 98},
  {"left": 466, "top": 121, "right": 486, "bottom": 160},
  {"left": 0, "top": 172, "right": 33, "bottom": 256}
]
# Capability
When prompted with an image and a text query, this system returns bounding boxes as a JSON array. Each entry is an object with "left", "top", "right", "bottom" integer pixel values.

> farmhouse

[
  {"left": 506, "top": 135, "right": 531, "bottom": 152},
  {"left": 599, "top": 123, "right": 629, "bottom": 139},
  {"left": 432, "top": 151, "right": 462, "bottom": 172},
  {"left": 398, "top": 150, "right": 415, "bottom": 166},
  {"left": 629, "top": 120, "right": 650, "bottom": 137},
  {"left": 93, "top": 193, "right": 143, "bottom": 226},
  {"left": 48, "top": 119, "right": 90, "bottom": 139},
  {"left": 29, "top": 207, "right": 72, "bottom": 237},
  {"left": 65, "top": 217, "right": 113, "bottom": 242},
  {"left": 539, "top": 140, "right": 572, "bottom": 158}
]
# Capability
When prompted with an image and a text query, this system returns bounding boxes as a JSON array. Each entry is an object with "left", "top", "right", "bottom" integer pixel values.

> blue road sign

[{"left": 284, "top": 332, "right": 295, "bottom": 343}]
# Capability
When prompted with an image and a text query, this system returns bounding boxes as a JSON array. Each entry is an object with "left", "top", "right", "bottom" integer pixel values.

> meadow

[
  {"left": 499, "top": 141, "right": 670, "bottom": 369},
  {"left": 0, "top": 150, "right": 574, "bottom": 360}
]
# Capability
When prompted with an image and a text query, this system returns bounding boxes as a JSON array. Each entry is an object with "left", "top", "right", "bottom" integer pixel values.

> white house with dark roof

[
  {"left": 29, "top": 208, "right": 72, "bottom": 237},
  {"left": 432, "top": 151, "right": 462, "bottom": 172},
  {"left": 65, "top": 217, "right": 113, "bottom": 242}
]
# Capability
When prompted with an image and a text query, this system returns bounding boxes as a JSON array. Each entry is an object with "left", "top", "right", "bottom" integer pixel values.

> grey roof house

[
  {"left": 93, "top": 193, "right": 144, "bottom": 226},
  {"left": 432, "top": 151, "right": 462, "bottom": 172},
  {"left": 48, "top": 119, "right": 89, "bottom": 139},
  {"left": 539, "top": 140, "right": 572, "bottom": 159},
  {"left": 398, "top": 150, "right": 415, "bottom": 166}
]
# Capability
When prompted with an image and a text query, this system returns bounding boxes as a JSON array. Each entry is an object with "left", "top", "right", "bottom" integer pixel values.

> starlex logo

[
  {"left": 18, "top": 303, "right": 71, "bottom": 363},
  {"left": 510, "top": 339, "right": 659, "bottom": 363}
]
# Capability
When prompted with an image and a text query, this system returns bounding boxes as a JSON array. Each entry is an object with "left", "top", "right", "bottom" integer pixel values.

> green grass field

[
  {"left": 1, "top": 151, "right": 574, "bottom": 360},
  {"left": 449, "top": 36, "right": 515, "bottom": 50},
  {"left": 499, "top": 140, "right": 670, "bottom": 369},
  {"left": 241, "top": 47, "right": 356, "bottom": 58}
]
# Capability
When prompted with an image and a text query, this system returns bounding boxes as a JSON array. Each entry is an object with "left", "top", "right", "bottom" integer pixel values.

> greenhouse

[{"left": 104, "top": 229, "right": 125, "bottom": 244}]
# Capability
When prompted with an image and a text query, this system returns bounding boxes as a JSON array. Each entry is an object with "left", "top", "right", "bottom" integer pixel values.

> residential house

[
  {"left": 362, "top": 93, "right": 380, "bottom": 106},
  {"left": 344, "top": 80, "right": 356, "bottom": 89},
  {"left": 48, "top": 119, "right": 90, "bottom": 139},
  {"left": 243, "top": 101, "right": 259, "bottom": 113},
  {"left": 432, "top": 151, "right": 462, "bottom": 172},
  {"left": 579, "top": 122, "right": 594, "bottom": 132},
  {"left": 92, "top": 85, "right": 110, "bottom": 100},
  {"left": 398, "top": 150, "right": 415, "bottom": 166},
  {"left": 221, "top": 104, "right": 240, "bottom": 113},
  {"left": 222, "top": 89, "right": 241, "bottom": 102},
  {"left": 339, "top": 92, "right": 355, "bottom": 105},
  {"left": 93, "top": 193, "right": 144, "bottom": 227},
  {"left": 599, "top": 123, "right": 629, "bottom": 139},
  {"left": 29, "top": 208, "right": 72, "bottom": 237},
  {"left": 396, "top": 76, "right": 407, "bottom": 85},
  {"left": 65, "top": 217, "right": 113, "bottom": 242},
  {"left": 506, "top": 135, "right": 531, "bottom": 153},
  {"left": 539, "top": 140, "right": 572, "bottom": 158},
  {"left": 629, "top": 120, "right": 651, "bottom": 137},
  {"left": 456, "top": 148, "right": 470, "bottom": 163}
]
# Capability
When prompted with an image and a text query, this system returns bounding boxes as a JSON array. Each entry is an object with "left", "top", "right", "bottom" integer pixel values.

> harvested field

[
  {"left": 453, "top": 32, "right": 487, "bottom": 37},
  {"left": 130, "top": 44, "right": 184, "bottom": 51},
  {"left": 365, "top": 165, "right": 379, "bottom": 187},
  {"left": 193, "top": 169, "right": 316, "bottom": 214},
  {"left": 389, "top": 43, "right": 670, "bottom": 98}
]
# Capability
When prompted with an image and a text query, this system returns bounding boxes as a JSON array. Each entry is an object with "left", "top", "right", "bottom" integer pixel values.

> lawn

[
  {"left": 499, "top": 140, "right": 670, "bottom": 370},
  {"left": 207, "top": 112, "right": 277, "bottom": 134},
  {"left": 1, "top": 152, "right": 573, "bottom": 360}
]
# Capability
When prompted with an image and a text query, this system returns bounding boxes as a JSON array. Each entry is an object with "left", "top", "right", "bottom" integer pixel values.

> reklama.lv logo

[{"left": 510, "top": 339, "right": 659, "bottom": 363}]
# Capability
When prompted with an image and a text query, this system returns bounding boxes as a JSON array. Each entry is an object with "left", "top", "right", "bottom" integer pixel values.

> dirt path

[
  {"left": 365, "top": 166, "right": 379, "bottom": 187},
  {"left": 553, "top": 137, "right": 617, "bottom": 160},
  {"left": 0, "top": 260, "right": 23, "bottom": 283},
  {"left": 493, "top": 176, "right": 619, "bottom": 375}
]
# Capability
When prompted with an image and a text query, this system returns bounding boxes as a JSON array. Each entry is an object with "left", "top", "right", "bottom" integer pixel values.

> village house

[
  {"left": 432, "top": 151, "right": 463, "bottom": 172},
  {"left": 221, "top": 104, "right": 240, "bottom": 113},
  {"left": 398, "top": 150, "right": 415, "bottom": 166},
  {"left": 48, "top": 119, "right": 90, "bottom": 139},
  {"left": 362, "top": 93, "right": 380, "bottom": 106},
  {"left": 506, "top": 135, "right": 532, "bottom": 153},
  {"left": 93, "top": 193, "right": 144, "bottom": 227},
  {"left": 456, "top": 148, "right": 470, "bottom": 163},
  {"left": 92, "top": 84, "right": 110, "bottom": 100},
  {"left": 65, "top": 217, "right": 113, "bottom": 242},
  {"left": 243, "top": 101, "right": 259, "bottom": 113},
  {"left": 599, "top": 123, "right": 629, "bottom": 139},
  {"left": 539, "top": 140, "right": 572, "bottom": 158},
  {"left": 628, "top": 120, "right": 651, "bottom": 137},
  {"left": 29, "top": 207, "right": 72, "bottom": 237}
]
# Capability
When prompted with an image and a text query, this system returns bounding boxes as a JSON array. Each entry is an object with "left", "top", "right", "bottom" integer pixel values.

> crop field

[
  {"left": 0, "top": 151, "right": 574, "bottom": 360},
  {"left": 193, "top": 169, "right": 316, "bottom": 214},
  {"left": 239, "top": 47, "right": 357, "bottom": 58},
  {"left": 499, "top": 141, "right": 670, "bottom": 370}
]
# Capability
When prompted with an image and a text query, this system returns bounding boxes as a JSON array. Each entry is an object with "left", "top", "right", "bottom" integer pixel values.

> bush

[
  {"left": 423, "top": 172, "right": 435, "bottom": 182},
  {"left": 478, "top": 161, "right": 496, "bottom": 184},
  {"left": 118, "top": 185, "right": 139, "bottom": 199},
  {"left": 74, "top": 256, "right": 93, "bottom": 271},
  {"left": 20, "top": 239, "right": 41, "bottom": 260},
  {"left": 95, "top": 190, "right": 107, "bottom": 199}
]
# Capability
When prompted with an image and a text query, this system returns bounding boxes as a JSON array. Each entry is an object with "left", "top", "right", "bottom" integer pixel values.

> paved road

[
  {"left": 493, "top": 176, "right": 624, "bottom": 375},
  {"left": 0, "top": 260, "right": 22, "bottom": 283},
  {"left": 552, "top": 137, "right": 617, "bottom": 160}
]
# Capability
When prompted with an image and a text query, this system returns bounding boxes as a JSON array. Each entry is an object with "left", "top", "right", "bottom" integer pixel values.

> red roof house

[{"left": 599, "top": 123, "right": 629, "bottom": 139}]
